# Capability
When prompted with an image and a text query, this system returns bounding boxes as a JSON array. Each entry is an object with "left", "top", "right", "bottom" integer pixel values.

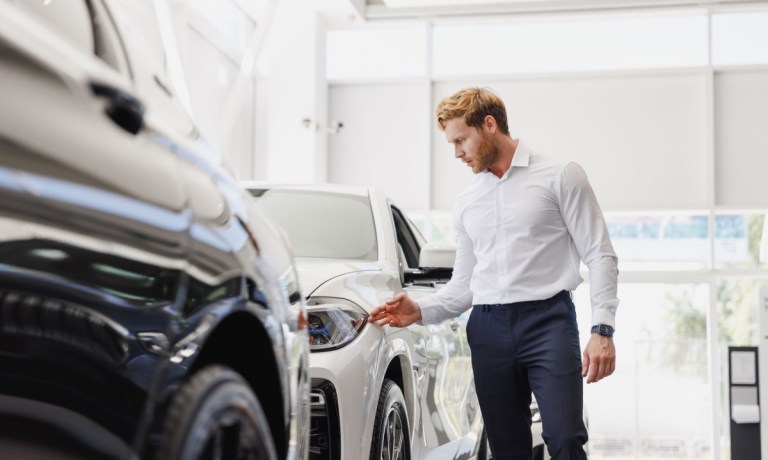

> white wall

[
  {"left": 257, "top": 0, "right": 319, "bottom": 183},
  {"left": 715, "top": 70, "right": 768, "bottom": 208},
  {"left": 431, "top": 73, "right": 709, "bottom": 211},
  {"left": 328, "top": 82, "right": 432, "bottom": 209}
]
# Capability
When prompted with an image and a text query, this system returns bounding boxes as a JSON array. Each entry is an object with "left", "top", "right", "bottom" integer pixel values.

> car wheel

[
  {"left": 533, "top": 443, "right": 546, "bottom": 460},
  {"left": 369, "top": 379, "right": 409, "bottom": 460},
  {"left": 157, "top": 365, "right": 277, "bottom": 460},
  {"left": 477, "top": 428, "right": 492, "bottom": 460}
]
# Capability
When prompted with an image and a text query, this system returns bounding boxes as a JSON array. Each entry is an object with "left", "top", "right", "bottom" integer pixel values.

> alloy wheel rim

[
  {"left": 381, "top": 404, "right": 405, "bottom": 460},
  {"left": 202, "top": 410, "right": 264, "bottom": 460}
]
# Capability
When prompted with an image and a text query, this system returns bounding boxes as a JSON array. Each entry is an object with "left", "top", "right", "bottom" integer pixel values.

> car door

[
  {"left": 0, "top": 0, "right": 188, "bottom": 216},
  {"left": 389, "top": 204, "right": 477, "bottom": 458}
]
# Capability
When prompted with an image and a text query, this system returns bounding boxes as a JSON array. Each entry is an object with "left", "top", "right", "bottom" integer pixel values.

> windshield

[{"left": 252, "top": 189, "right": 378, "bottom": 261}]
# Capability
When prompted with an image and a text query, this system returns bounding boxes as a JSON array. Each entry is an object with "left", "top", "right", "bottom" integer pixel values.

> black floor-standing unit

[{"left": 729, "top": 346, "right": 761, "bottom": 460}]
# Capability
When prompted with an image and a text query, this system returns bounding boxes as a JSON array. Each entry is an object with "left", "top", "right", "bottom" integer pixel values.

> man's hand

[
  {"left": 368, "top": 293, "right": 422, "bottom": 328},
  {"left": 582, "top": 334, "right": 616, "bottom": 384}
]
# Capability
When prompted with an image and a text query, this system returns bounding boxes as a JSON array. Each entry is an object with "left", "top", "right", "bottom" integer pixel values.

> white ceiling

[{"left": 359, "top": 0, "right": 768, "bottom": 20}]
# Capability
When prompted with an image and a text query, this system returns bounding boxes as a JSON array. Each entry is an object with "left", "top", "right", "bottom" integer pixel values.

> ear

[{"left": 483, "top": 115, "right": 497, "bottom": 134}]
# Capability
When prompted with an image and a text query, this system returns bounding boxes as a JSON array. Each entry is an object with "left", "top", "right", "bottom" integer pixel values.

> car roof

[{"left": 241, "top": 181, "right": 372, "bottom": 198}]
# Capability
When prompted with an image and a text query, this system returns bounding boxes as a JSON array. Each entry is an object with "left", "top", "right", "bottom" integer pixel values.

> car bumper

[{"left": 307, "top": 323, "right": 384, "bottom": 460}]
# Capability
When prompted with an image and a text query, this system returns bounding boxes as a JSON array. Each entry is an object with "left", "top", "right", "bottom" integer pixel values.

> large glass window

[
  {"left": 715, "top": 212, "right": 768, "bottom": 270},
  {"left": 574, "top": 283, "right": 711, "bottom": 459},
  {"left": 605, "top": 213, "right": 711, "bottom": 270}
]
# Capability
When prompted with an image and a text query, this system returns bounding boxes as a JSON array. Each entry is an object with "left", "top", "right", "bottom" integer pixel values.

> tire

[
  {"left": 369, "top": 379, "right": 409, "bottom": 460},
  {"left": 157, "top": 365, "right": 278, "bottom": 460},
  {"left": 532, "top": 443, "right": 545, "bottom": 460}
]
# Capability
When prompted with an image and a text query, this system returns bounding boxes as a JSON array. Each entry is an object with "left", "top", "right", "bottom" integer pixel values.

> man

[{"left": 368, "top": 87, "right": 619, "bottom": 460}]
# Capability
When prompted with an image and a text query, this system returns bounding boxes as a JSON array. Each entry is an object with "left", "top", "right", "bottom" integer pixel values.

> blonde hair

[{"left": 435, "top": 87, "right": 510, "bottom": 135}]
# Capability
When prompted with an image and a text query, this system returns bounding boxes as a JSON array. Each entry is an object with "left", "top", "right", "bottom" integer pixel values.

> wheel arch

[
  {"left": 189, "top": 310, "right": 288, "bottom": 458},
  {"left": 383, "top": 349, "right": 417, "bottom": 442}
]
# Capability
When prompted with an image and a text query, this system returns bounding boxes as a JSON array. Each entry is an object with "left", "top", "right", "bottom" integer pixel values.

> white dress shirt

[{"left": 418, "top": 141, "right": 619, "bottom": 328}]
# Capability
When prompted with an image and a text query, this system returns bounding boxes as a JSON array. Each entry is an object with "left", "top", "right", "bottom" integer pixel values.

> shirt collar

[
  {"left": 511, "top": 140, "right": 530, "bottom": 168},
  {"left": 491, "top": 139, "right": 529, "bottom": 181}
]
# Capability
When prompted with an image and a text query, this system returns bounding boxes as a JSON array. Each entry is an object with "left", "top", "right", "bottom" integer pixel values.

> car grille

[
  {"left": 0, "top": 289, "right": 129, "bottom": 365},
  {"left": 310, "top": 380, "right": 340, "bottom": 460}
]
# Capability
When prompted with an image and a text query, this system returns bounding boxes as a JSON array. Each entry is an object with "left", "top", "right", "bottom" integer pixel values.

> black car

[{"left": 0, "top": 1, "right": 309, "bottom": 459}]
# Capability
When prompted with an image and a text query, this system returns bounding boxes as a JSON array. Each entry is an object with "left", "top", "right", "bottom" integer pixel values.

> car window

[
  {"left": 252, "top": 189, "right": 378, "bottom": 261},
  {"left": 391, "top": 205, "right": 421, "bottom": 268},
  {"left": 88, "top": 0, "right": 131, "bottom": 73},
  {"left": 11, "top": 0, "right": 94, "bottom": 55},
  {"left": 11, "top": 0, "right": 128, "bottom": 73},
  {"left": 109, "top": 0, "right": 167, "bottom": 79}
]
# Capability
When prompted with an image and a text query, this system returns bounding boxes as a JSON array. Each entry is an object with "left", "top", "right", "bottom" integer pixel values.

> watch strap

[{"left": 591, "top": 324, "right": 614, "bottom": 337}]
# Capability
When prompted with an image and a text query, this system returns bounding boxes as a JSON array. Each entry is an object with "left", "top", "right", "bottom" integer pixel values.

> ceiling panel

[{"left": 365, "top": 0, "right": 768, "bottom": 19}]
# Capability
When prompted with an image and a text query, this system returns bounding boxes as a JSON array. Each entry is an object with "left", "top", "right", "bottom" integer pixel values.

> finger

[
  {"left": 368, "top": 308, "right": 387, "bottom": 322},
  {"left": 594, "top": 358, "right": 606, "bottom": 383},
  {"left": 374, "top": 316, "right": 391, "bottom": 327},
  {"left": 386, "top": 293, "right": 406, "bottom": 305},
  {"left": 385, "top": 303, "right": 401, "bottom": 313},
  {"left": 581, "top": 351, "right": 590, "bottom": 378},
  {"left": 587, "top": 356, "right": 601, "bottom": 383},
  {"left": 369, "top": 305, "right": 387, "bottom": 317}
]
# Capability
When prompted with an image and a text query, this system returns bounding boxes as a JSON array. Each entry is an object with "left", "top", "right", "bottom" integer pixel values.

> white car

[{"left": 246, "top": 183, "right": 547, "bottom": 460}]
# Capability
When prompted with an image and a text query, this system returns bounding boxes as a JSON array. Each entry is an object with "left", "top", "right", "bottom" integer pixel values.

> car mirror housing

[
  {"left": 404, "top": 243, "right": 455, "bottom": 285},
  {"left": 418, "top": 242, "right": 456, "bottom": 269}
]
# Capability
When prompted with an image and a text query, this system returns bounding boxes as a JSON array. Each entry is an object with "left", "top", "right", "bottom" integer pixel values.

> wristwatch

[{"left": 591, "top": 324, "right": 615, "bottom": 338}]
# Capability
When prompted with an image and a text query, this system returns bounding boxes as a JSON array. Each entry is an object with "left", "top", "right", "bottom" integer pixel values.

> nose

[{"left": 454, "top": 146, "right": 463, "bottom": 159}]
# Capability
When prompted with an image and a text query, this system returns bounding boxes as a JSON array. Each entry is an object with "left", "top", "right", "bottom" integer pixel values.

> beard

[{"left": 472, "top": 132, "right": 500, "bottom": 174}]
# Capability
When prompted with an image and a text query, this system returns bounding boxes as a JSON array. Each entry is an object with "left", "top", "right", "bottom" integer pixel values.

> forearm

[
  {"left": 418, "top": 282, "right": 473, "bottom": 324},
  {"left": 587, "top": 255, "right": 619, "bottom": 327}
]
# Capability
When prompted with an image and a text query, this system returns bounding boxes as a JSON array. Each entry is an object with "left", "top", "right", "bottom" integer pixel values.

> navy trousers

[{"left": 467, "top": 291, "right": 588, "bottom": 460}]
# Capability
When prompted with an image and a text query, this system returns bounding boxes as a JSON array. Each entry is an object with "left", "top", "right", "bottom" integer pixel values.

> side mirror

[
  {"left": 418, "top": 242, "right": 456, "bottom": 269},
  {"left": 404, "top": 242, "right": 455, "bottom": 284}
]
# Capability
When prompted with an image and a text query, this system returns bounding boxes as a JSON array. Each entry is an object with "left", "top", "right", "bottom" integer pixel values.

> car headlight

[{"left": 305, "top": 297, "right": 368, "bottom": 352}]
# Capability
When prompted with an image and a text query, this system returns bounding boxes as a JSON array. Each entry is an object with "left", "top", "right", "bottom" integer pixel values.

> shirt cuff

[
  {"left": 591, "top": 307, "right": 616, "bottom": 329},
  {"left": 416, "top": 296, "right": 440, "bottom": 325}
]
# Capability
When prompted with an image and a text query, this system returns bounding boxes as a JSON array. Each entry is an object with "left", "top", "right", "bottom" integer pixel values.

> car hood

[{"left": 294, "top": 257, "right": 381, "bottom": 297}]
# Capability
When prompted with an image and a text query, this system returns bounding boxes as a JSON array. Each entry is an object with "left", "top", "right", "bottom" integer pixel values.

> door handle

[{"left": 91, "top": 82, "right": 145, "bottom": 135}]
